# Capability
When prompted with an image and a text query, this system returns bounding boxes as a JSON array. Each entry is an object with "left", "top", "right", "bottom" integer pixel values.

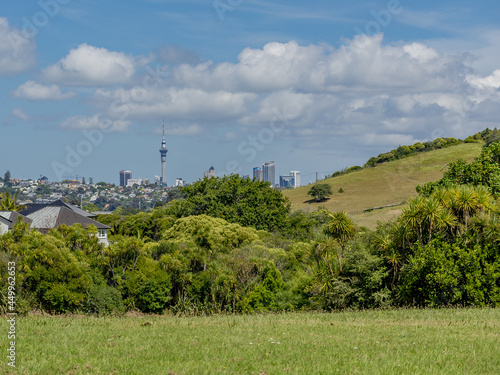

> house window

[{"left": 98, "top": 229, "right": 107, "bottom": 238}]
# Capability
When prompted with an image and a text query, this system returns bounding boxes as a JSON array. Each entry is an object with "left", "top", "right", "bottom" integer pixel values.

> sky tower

[{"left": 159, "top": 121, "right": 168, "bottom": 185}]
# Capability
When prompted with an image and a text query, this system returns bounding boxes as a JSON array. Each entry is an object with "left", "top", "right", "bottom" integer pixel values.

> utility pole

[{"left": 315, "top": 172, "right": 318, "bottom": 184}]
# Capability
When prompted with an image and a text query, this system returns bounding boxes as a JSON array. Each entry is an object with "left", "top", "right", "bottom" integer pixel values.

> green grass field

[
  {"left": 284, "top": 143, "right": 483, "bottom": 228},
  {"left": 1, "top": 308, "right": 499, "bottom": 374}
]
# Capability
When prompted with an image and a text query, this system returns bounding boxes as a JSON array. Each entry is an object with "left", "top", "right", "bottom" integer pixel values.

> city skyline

[{"left": 2, "top": 2, "right": 500, "bottom": 184}]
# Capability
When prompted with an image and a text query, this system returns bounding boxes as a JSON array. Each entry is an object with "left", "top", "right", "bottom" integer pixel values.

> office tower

[
  {"left": 175, "top": 178, "right": 184, "bottom": 187},
  {"left": 262, "top": 161, "right": 275, "bottom": 186},
  {"left": 159, "top": 122, "right": 168, "bottom": 185},
  {"left": 119, "top": 170, "right": 132, "bottom": 187},
  {"left": 280, "top": 175, "right": 294, "bottom": 188},
  {"left": 290, "top": 171, "right": 301, "bottom": 188},
  {"left": 253, "top": 167, "right": 263, "bottom": 181}
]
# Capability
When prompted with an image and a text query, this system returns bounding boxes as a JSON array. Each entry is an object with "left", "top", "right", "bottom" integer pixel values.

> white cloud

[
  {"left": 12, "top": 108, "right": 30, "bottom": 121},
  {"left": 13, "top": 80, "right": 76, "bottom": 100},
  {"left": 92, "top": 87, "right": 257, "bottom": 123},
  {"left": 62, "top": 34, "right": 500, "bottom": 151},
  {"left": 467, "top": 69, "right": 500, "bottom": 90},
  {"left": 60, "top": 114, "right": 131, "bottom": 132},
  {"left": 41, "top": 44, "right": 136, "bottom": 86},
  {"left": 0, "top": 17, "right": 36, "bottom": 75}
]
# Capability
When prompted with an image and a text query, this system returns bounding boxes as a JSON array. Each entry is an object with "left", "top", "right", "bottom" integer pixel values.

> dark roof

[
  {"left": 0, "top": 211, "right": 33, "bottom": 229},
  {"left": 26, "top": 206, "right": 110, "bottom": 230},
  {"left": 20, "top": 199, "right": 96, "bottom": 218}
]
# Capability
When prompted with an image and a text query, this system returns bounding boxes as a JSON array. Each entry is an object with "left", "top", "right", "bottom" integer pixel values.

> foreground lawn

[{"left": 1, "top": 308, "right": 499, "bottom": 374}]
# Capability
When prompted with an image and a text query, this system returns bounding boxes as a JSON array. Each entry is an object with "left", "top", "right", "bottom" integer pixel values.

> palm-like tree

[
  {"left": 0, "top": 190, "right": 24, "bottom": 211},
  {"left": 402, "top": 195, "right": 457, "bottom": 247},
  {"left": 324, "top": 211, "right": 357, "bottom": 271},
  {"left": 484, "top": 214, "right": 500, "bottom": 245},
  {"left": 450, "top": 185, "right": 479, "bottom": 229}
]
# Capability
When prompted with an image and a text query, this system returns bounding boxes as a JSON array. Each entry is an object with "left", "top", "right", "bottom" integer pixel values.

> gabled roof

[
  {"left": 26, "top": 206, "right": 110, "bottom": 230},
  {"left": 20, "top": 199, "right": 96, "bottom": 218},
  {"left": 0, "top": 211, "right": 33, "bottom": 229}
]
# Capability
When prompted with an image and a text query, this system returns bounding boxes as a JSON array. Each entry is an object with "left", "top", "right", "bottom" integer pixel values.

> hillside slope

[{"left": 284, "top": 142, "right": 484, "bottom": 228}]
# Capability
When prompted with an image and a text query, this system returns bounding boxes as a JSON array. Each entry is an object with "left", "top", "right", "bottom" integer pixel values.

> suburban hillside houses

[{"left": 0, "top": 200, "right": 110, "bottom": 246}]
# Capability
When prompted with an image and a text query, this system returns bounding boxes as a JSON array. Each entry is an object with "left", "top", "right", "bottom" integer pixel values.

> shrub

[{"left": 86, "top": 284, "right": 124, "bottom": 315}]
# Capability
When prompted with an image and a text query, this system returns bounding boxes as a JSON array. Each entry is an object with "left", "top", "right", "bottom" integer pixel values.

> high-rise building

[
  {"left": 290, "top": 171, "right": 301, "bottom": 188},
  {"left": 204, "top": 166, "right": 215, "bottom": 178},
  {"left": 280, "top": 175, "right": 294, "bottom": 188},
  {"left": 119, "top": 170, "right": 132, "bottom": 187},
  {"left": 159, "top": 121, "right": 168, "bottom": 185},
  {"left": 175, "top": 178, "right": 184, "bottom": 187},
  {"left": 262, "top": 161, "right": 275, "bottom": 186},
  {"left": 253, "top": 167, "right": 263, "bottom": 181}
]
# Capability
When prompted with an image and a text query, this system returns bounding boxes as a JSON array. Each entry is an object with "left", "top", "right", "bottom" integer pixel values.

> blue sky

[{"left": 1, "top": 0, "right": 500, "bottom": 185}]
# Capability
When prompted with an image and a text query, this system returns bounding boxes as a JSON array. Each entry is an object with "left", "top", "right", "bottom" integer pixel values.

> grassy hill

[{"left": 284, "top": 142, "right": 484, "bottom": 228}]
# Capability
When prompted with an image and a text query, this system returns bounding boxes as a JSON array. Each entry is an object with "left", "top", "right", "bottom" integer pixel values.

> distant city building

[
  {"left": 204, "top": 166, "right": 215, "bottom": 178},
  {"left": 253, "top": 167, "right": 263, "bottom": 181},
  {"left": 143, "top": 178, "right": 151, "bottom": 185},
  {"left": 159, "top": 121, "right": 168, "bottom": 185},
  {"left": 175, "top": 178, "right": 184, "bottom": 187},
  {"left": 262, "top": 161, "right": 275, "bottom": 186},
  {"left": 119, "top": 170, "right": 132, "bottom": 187},
  {"left": 279, "top": 175, "right": 294, "bottom": 188},
  {"left": 126, "top": 178, "right": 142, "bottom": 187},
  {"left": 154, "top": 175, "right": 161, "bottom": 185},
  {"left": 290, "top": 171, "right": 301, "bottom": 188}
]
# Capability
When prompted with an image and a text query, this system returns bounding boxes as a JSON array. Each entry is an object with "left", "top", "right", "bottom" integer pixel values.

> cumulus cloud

[
  {"left": 58, "top": 34, "right": 500, "bottom": 157},
  {"left": 41, "top": 44, "right": 136, "bottom": 86},
  {"left": 13, "top": 80, "right": 76, "bottom": 100},
  {"left": 60, "top": 114, "right": 131, "bottom": 132},
  {"left": 0, "top": 17, "right": 36, "bottom": 75},
  {"left": 92, "top": 87, "right": 257, "bottom": 123},
  {"left": 467, "top": 69, "right": 500, "bottom": 90}
]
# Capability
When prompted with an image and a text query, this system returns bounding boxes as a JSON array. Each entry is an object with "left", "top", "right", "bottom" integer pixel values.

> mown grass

[
  {"left": 1, "top": 308, "right": 499, "bottom": 374},
  {"left": 284, "top": 142, "right": 483, "bottom": 228}
]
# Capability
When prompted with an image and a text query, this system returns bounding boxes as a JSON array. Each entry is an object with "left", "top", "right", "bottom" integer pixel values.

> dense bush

[{"left": 1, "top": 130, "right": 499, "bottom": 314}]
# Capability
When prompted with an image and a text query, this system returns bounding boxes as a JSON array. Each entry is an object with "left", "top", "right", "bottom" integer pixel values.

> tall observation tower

[{"left": 159, "top": 122, "right": 168, "bottom": 185}]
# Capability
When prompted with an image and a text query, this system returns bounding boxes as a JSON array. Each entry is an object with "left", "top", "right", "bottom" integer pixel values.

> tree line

[{"left": 1, "top": 141, "right": 499, "bottom": 315}]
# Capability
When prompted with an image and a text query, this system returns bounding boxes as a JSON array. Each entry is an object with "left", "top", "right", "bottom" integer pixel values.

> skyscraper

[
  {"left": 119, "top": 170, "right": 132, "bottom": 187},
  {"left": 290, "top": 171, "right": 301, "bottom": 188},
  {"left": 159, "top": 121, "right": 168, "bottom": 185},
  {"left": 253, "top": 167, "right": 263, "bottom": 181},
  {"left": 262, "top": 161, "right": 275, "bottom": 186}
]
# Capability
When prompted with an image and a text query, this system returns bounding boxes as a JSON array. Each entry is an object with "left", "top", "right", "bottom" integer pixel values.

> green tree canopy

[
  {"left": 307, "top": 183, "right": 332, "bottom": 202},
  {"left": 178, "top": 174, "right": 291, "bottom": 232}
]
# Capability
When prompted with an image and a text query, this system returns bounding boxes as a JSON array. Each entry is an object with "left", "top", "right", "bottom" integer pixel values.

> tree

[
  {"left": 323, "top": 211, "right": 358, "bottom": 271},
  {"left": 0, "top": 190, "right": 24, "bottom": 211},
  {"left": 3, "top": 170, "right": 10, "bottom": 184},
  {"left": 307, "top": 183, "right": 332, "bottom": 202},
  {"left": 179, "top": 174, "right": 291, "bottom": 232}
]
